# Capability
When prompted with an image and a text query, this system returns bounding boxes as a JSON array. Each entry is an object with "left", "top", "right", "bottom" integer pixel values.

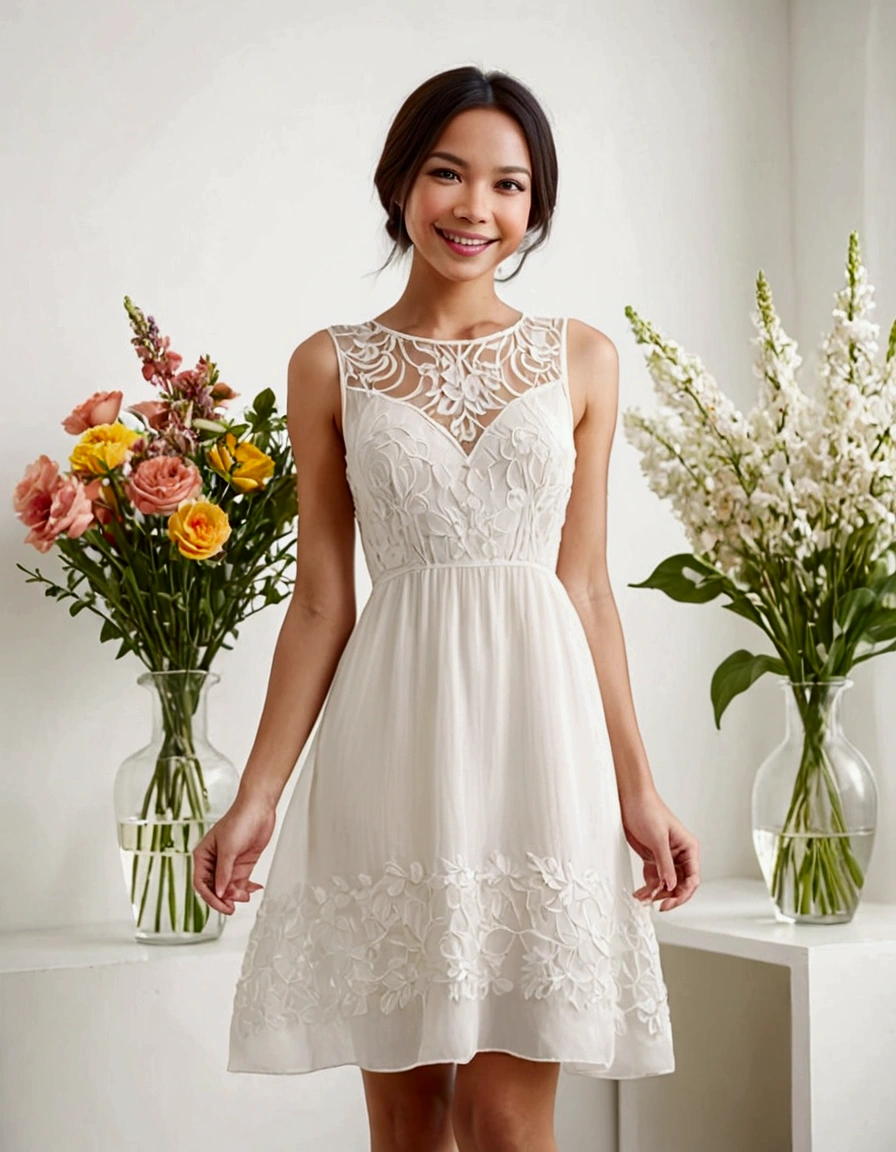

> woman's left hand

[{"left": 619, "top": 788, "right": 701, "bottom": 912}]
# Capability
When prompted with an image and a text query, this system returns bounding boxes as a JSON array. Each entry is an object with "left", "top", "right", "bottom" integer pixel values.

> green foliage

[
  {"left": 16, "top": 309, "right": 298, "bottom": 673},
  {"left": 629, "top": 546, "right": 896, "bottom": 727}
]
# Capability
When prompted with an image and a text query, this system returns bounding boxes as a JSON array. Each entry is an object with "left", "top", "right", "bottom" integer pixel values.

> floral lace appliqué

[
  {"left": 325, "top": 316, "right": 578, "bottom": 584},
  {"left": 231, "top": 850, "right": 672, "bottom": 1042}
]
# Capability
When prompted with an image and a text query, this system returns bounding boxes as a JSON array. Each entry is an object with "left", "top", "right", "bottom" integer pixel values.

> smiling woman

[
  {"left": 195, "top": 63, "right": 700, "bottom": 1152},
  {"left": 371, "top": 68, "right": 558, "bottom": 291}
]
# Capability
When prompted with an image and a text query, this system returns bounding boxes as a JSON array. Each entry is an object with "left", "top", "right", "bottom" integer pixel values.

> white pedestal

[
  {"left": 621, "top": 878, "right": 896, "bottom": 1152},
  {"left": 0, "top": 911, "right": 373, "bottom": 1152},
  {"left": 0, "top": 909, "right": 612, "bottom": 1152}
]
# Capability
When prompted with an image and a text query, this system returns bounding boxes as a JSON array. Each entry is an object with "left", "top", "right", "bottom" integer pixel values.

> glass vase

[
  {"left": 752, "top": 677, "right": 878, "bottom": 924},
  {"left": 113, "top": 670, "right": 239, "bottom": 944}
]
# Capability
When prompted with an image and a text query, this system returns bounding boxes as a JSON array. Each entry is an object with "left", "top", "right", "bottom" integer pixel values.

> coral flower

[
  {"left": 62, "top": 390, "right": 124, "bottom": 434},
  {"left": 126, "top": 456, "right": 202, "bottom": 515},
  {"left": 12, "top": 458, "right": 95, "bottom": 552}
]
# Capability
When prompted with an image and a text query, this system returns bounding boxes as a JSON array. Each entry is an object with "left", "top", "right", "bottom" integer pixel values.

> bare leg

[
  {"left": 361, "top": 1062, "right": 458, "bottom": 1152},
  {"left": 452, "top": 1052, "right": 560, "bottom": 1152}
]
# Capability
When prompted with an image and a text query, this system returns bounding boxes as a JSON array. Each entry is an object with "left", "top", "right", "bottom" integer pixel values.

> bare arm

[
  {"left": 235, "top": 329, "right": 357, "bottom": 810},
  {"left": 555, "top": 319, "right": 701, "bottom": 910},
  {"left": 556, "top": 319, "right": 656, "bottom": 806}
]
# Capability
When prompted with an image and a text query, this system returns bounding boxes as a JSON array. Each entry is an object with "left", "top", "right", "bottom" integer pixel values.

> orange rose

[{"left": 167, "top": 499, "right": 231, "bottom": 560}]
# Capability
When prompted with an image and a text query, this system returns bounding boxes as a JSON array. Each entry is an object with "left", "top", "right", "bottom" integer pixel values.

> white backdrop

[
  {"left": 1, "top": 0, "right": 893, "bottom": 1011},
  {"left": 5, "top": 2, "right": 896, "bottom": 1149}
]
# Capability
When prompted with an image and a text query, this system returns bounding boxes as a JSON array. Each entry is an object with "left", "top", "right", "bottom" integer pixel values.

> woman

[{"left": 193, "top": 64, "right": 700, "bottom": 1152}]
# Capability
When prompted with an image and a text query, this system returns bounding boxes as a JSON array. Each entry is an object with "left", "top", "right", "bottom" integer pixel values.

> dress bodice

[{"left": 326, "top": 315, "right": 576, "bottom": 586}]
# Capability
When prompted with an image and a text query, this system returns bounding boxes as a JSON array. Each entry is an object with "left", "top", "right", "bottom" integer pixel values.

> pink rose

[
  {"left": 13, "top": 465, "right": 95, "bottom": 553},
  {"left": 127, "top": 400, "right": 169, "bottom": 430},
  {"left": 41, "top": 478, "right": 95, "bottom": 546},
  {"left": 126, "top": 455, "right": 202, "bottom": 515},
  {"left": 13, "top": 455, "right": 60, "bottom": 527},
  {"left": 62, "top": 390, "right": 123, "bottom": 434}
]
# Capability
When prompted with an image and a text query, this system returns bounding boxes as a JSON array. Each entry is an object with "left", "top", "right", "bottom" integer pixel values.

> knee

[
  {"left": 389, "top": 1092, "right": 453, "bottom": 1152},
  {"left": 452, "top": 1093, "right": 539, "bottom": 1152}
]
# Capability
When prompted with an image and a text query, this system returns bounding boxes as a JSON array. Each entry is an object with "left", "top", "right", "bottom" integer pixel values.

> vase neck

[
  {"left": 782, "top": 679, "right": 849, "bottom": 738},
  {"left": 138, "top": 671, "right": 217, "bottom": 751}
]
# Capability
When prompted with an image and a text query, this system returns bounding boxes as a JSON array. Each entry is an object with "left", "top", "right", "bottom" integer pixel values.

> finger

[
  {"left": 191, "top": 844, "right": 236, "bottom": 915},
  {"left": 214, "top": 851, "right": 236, "bottom": 900},
  {"left": 660, "top": 848, "right": 678, "bottom": 891},
  {"left": 660, "top": 875, "right": 701, "bottom": 911},
  {"left": 224, "top": 878, "right": 265, "bottom": 903},
  {"left": 660, "top": 853, "right": 700, "bottom": 903}
]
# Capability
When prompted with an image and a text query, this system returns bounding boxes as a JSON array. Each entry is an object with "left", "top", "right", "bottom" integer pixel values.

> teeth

[{"left": 441, "top": 230, "right": 492, "bottom": 246}]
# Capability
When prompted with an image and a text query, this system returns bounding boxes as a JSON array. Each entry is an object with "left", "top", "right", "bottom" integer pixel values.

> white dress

[{"left": 227, "top": 314, "right": 675, "bottom": 1080}]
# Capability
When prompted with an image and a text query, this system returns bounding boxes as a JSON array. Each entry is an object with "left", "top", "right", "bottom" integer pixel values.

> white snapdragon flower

[{"left": 623, "top": 233, "right": 896, "bottom": 584}]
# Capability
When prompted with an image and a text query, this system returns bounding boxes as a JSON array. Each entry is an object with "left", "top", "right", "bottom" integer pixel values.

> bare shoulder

[
  {"left": 286, "top": 327, "right": 342, "bottom": 436},
  {"left": 284, "top": 327, "right": 356, "bottom": 620},
  {"left": 565, "top": 317, "right": 619, "bottom": 431}
]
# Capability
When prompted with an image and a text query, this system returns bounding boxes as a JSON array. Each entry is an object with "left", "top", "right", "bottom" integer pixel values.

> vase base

[
  {"left": 134, "top": 924, "right": 224, "bottom": 945},
  {"left": 771, "top": 904, "right": 857, "bottom": 926}
]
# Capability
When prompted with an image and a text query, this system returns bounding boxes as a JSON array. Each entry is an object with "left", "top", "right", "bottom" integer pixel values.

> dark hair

[{"left": 372, "top": 66, "right": 559, "bottom": 284}]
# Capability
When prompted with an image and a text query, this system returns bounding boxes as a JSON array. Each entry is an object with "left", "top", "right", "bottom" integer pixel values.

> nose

[{"left": 454, "top": 183, "right": 490, "bottom": 223}]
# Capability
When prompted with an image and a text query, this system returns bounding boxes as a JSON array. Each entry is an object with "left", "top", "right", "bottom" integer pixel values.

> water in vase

[
  {"left": 753, "top": 827, "right": 875, "bottom": 924},
  {"left": 117, "top": 817, "right": 222, "bottom": 943}
]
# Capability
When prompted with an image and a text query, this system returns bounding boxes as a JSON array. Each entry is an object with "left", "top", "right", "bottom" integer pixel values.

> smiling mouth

[{"left": 435, "top": 227, "right": 498, "bottom": 250}]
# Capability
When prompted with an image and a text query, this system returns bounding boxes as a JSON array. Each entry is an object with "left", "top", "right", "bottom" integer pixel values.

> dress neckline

[{"left": 368, "top": 312, "right": 527, "bottom": 345}]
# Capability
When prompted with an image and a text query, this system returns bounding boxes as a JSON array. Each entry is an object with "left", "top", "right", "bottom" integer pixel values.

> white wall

[
  {"left": 790, "top": 0, "right": 896, "bottom": 903},
  {"left": 1, "top": 0, "right": 799, "bottom": 930},
  {"left": 2, "top": 0, "right": 893, "bottom": 1148}
]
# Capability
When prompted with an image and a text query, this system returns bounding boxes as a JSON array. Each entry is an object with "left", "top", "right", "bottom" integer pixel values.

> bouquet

[
  {"left": 12, "top": 297, "right": 297, "bottom": 936},
  {"left": 13, "top": 296, "right": 297, "bottom": 668},
  {"left": 622, "top": 233, "right": 896, "bottom": 916}
]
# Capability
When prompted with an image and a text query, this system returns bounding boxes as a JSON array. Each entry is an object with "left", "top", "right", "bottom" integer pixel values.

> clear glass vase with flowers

[
  {"left": 12, "top": 298, "right": 297, "bottom": 941},
  {"left": 622, "top": 233, "right": 895, "bottom": 922}
]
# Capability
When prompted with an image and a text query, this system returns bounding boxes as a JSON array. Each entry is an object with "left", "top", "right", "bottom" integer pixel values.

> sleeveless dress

[{"left": 227, "top": 313, "right": 675, "bottom": 1080}]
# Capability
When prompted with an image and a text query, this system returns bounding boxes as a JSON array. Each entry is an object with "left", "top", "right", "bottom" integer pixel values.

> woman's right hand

[{"left": 192, "top": 791, "right": 277, "bottom": 916}]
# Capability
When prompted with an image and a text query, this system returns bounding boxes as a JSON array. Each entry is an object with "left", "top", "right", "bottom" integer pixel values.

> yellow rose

[
  {"left": 69, "top": 423, "right": 142, "bottom": 476},
  {"left": 208, "top": 432, "right": 274, "bottom": 493},
  {"left": 167, "top": 499, "right": 231, "bottom": 560}
]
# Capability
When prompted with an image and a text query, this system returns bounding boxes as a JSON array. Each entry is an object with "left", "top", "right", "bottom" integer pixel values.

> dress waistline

[{"left": 372, "top": 558, "right": 557, "bottom": 589}]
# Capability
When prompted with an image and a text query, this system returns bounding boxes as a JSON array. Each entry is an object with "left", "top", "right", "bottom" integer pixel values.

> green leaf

[
  {"left": 68, "top": 600, "right": 89, "bottom": 617},
  {"left": 870, "top": 570, "right": 896, "bottom": 600},
  {"left": 834, "top": 588, "right": 878, "bottom": 635},
  {"left": 721, "top": 593, "right": 765, "bottom": 628},
  {"left": 100, "top": 619, "right": 122, "bottom": 643},
  {"left": 629, "top": 552, "right": 728, "bottom": 603},
  {"left": 862, "top": 609, "right": 896, "bottom": 644},
  {"left": 710, "top": 649, "right": 787, "bottom": 730},
  {"left": 854, "top": 635, "right": 896, "bottom": 664},
  {"left": 252, "top": 388, "right": 276, "bottom": 420}
]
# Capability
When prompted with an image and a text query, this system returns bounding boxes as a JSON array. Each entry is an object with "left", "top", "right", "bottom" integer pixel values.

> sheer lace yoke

[{"left": 334, "top": 315, "right": 565, "bottom": 457}]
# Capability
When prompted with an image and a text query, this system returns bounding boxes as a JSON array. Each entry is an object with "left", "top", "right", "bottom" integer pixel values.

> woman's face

[{"left": 401, "top": 107, "right": 533, "bottom": 281}]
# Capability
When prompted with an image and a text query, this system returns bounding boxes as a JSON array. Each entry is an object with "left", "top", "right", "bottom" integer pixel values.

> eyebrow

[{"left": 425, "top": 150, "right": 531, "bottom": 178}]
